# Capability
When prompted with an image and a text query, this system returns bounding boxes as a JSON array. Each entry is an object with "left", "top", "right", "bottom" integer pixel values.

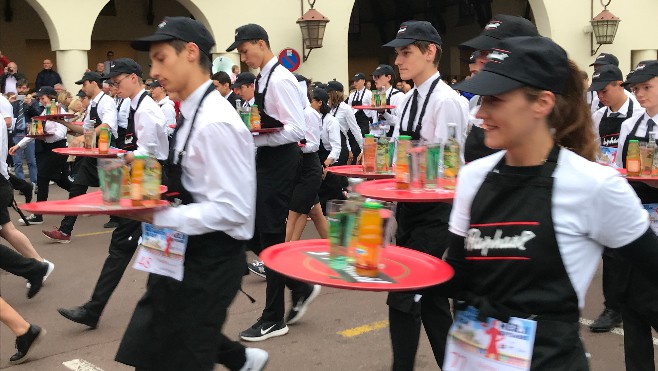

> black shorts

[
  {"left": 0, "top": 179, "right": 12, "bottom": 226},
  {"left": 289, "top": 152, "right": 322, "bottom": 214}
]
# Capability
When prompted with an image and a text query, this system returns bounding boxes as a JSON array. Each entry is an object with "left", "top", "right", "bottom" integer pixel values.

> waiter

[
  {"left": 226, "top": 23, "right": 319, "bottom": 342},
  {"left": 347, "top": 72, "right": 374, "bottom": 136},
  {"left": 113, "top": 17, "right": 267, "bottom": 371},
  {"left": 56, "top": 58, "right": 170, "bottom": 330},
  {"left": 370, "top": 64, "right": 404, "bottom": 138},
  {"left": 234, "top": 72, "right": 256, "bottom": 109},
  {"left": 383, "top": 21, "right": 469, "bottom": 371},
  {"left": 42, "top": 71, "right": 118, "bottom": 243}
]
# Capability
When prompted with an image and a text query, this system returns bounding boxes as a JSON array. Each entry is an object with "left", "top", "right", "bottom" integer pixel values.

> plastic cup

[
  {"left": 84, "top": 128, "right": 96, "bottom": 150},
  {"left": 327, "top": 200, "right": 356, "bottom": 269},
  {"left": 408, "top": 141, "right": 427, "bottom": 192},
  {"left": 426, "top": 143, "right": 441, "bottom": 189},
  {"left": 98, "top": 158, "right": 124, "bottom": 205}
]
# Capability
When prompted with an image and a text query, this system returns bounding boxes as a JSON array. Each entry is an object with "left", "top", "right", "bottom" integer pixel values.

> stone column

[
  {"left": 56, "top": 50, "right": 89, "bottom": 92},
  {"left": 631, "top": 50, "right": 658, "bottom": 69}
]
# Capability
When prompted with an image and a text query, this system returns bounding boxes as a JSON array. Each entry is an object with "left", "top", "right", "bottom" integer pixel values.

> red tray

[
  {"left": 327, "top": 165, "right": 394, "bottom": 179},
  {"left": 352, "top": 105, "right": 395, "bottom": 110},
  {"left": 168, "top": 124, "right": 176, "bottom": 129},
  {"left": 260, "top": 239, "right": 453, "bottom": 292},
  {"left": 32, "top": 114, "right": 76, "bottom": 121},
  {"left": 355, "top": 179, "right": 455, "bottom": 203},
  {"left": 251, "top": 127, "right": 283, "bottom": 134},
  {"left": 52, "top": 147, "right": 126, "bottom": 158},
  {"left": 26, "top": 134, "right": 54, "bottom": 140},
  {"left": 20, "top": 191, "right": 169, "bottom": 216}
]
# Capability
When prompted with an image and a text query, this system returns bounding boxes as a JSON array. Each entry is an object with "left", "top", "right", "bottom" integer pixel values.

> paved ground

[{"left": 1, "top": 185, "right": 656, "bottom": 370}]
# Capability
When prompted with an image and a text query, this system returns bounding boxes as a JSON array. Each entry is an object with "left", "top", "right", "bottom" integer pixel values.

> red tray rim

[
  {"left": 32, "top": 113, "right": 76, "bottom": 121},
  {"left": 352, "top": 105, "right": 396, "bottom": 110},
  {"left": 251, "top": 127, "right": 283, "bottom": 134},
  {"left": 52, "top": 147, "right": 127, "bottom": 158},
  {"left": 20, "top": 192, "right": 169, "bottom": 216},
  {"left": 355, "top": 179, "right": 455, "bottom": 203},
  {"left": 327, "top": 165, "right": 394, "bottom": 179},
  {"left": 260, "top": 239, "right": 453, "bottom": 292},
  {"left": 26, "top": 133, "right": 54, "bottom": 138}
]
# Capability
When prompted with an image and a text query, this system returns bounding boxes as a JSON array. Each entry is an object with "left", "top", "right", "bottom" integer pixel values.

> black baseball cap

[
  {"left": 589, "top": 53, "right": 619, "bottom": 67},
  {"left": 351, "top": 72, "right": 366, "bottom": 81},
  {"left": 76, "top": 89, "right": 86, "bottom": 98},
  {"left": 35, "top": 86, "right": 57, "bottom": 97},
  {"left": 371, "top": 64, "right": 395, "bottom": 77},
  {"left": 453, "top": 36, "right": 569, "bottom": 96},
  {"left": 588, "top": 65, "right": 623, "bottom": 91},
  {"left": 623, "top": 60, "right": 658, "bottom": 85},
  {"left": 326, "top": 80, "right": 344, "bottom": 93},
  {"left": 233, "top": 72, "right": 256, "bottom": 88},
  {"left": 75, "top": 71, "right": 103, "bottom": 85},
  {"left": 383, "top": 21, "right": 442, "bottom": 48},
  {"left": 104, "top": 58, "right": 143, "bottom": 79},
  {"left": 226, "top": 24, "right": 269, "bottom": 52},
  {"left": 311, "top": 87, "right": 329, "bottom": 103},
  {"left": 147, "top": 80, "right": 162, "bottom": 88},
  {"left": 459, "top": 15, "right": 538, "bottom": 51},
  {"left": 131, "top": 16, "right": 215, "bottom": 56}
]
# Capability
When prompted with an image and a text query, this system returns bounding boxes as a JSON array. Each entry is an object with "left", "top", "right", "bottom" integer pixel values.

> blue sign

[{"left": 278, "top": 48, "right": 301, "bottom": 72}]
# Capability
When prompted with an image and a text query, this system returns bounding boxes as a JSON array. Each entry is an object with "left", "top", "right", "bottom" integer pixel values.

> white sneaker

[
  {"left": 17, "top": 214, "right": 44, "bottom": 225},
  {"left": 239, "top": 348, "right": 269, "bottom": 371},
  {"left": 27, "top": 260, "right": 54, "bottom": 289}
]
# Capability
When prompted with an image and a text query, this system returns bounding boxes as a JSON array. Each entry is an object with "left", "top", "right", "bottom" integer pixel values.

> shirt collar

[
  {"left": 647, "top": 112, "right": 658, "bottom": 123},
  {"left": 130, "top": 89, "right": 147, "bottom": 109},
  {"left": 414, "top": 71, "right": 441, "bottom": 99},
  {"left": 91, "top": 91, "right": 104, "bottom": 103},
  {"left": 259, "top": 57, "right": 278, "bottom": 79},
  {"left": 610, "top": 97, "right": 630, "bottom": 116},
  {"left": 180, "top": 80, "right": 213, "bottom": 121}
]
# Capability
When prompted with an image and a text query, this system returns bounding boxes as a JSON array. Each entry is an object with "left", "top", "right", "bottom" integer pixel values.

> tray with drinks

[
  {"left": 251, "top": 127, "right": 283, "bottom": 134},
  {"left": 32, "top": 114, "right": 76, "bottom": 121},
  {"left": 19, "top": 191, "right": 169, "bottom": 216},
  {"left": 352, "top": 105, "right": 396, "bottom": 111},
  {"left": 52, "top": 147, "right": 126, "bottom": 158},
  {"left": 327, "top": 165, "right": 394, "bottom": 180},
  {"left": 355, "top": 179, "right": 455, "bottom": 203},
  {"left": 260, "top": 239, "right": 453, "bottom": 292},
  {"left": 26, "top": 133, "right": 54, "bottom": 140}
]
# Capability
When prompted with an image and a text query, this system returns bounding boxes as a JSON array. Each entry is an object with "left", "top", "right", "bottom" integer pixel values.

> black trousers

[
  {"left": 622, "top": 268, "right": 658, "bottom": 371},
  {"left": 60, "top": 157, "right": 99, "bottom": 235},
  {"left": 0, "top": 243, "right": 44, "bottom": 283},
  {"left": 83, "top": 218, "right": 142, "bottom": 319},
  {"left": 59, "top": 183, "right": 88, "bottom": 235},
  {"left": 602, "top": 248, "right": 631, "bottom": 312}
]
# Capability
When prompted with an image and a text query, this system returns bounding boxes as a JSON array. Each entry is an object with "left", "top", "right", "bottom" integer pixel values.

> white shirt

[
  {"left": 450, "top": 148, "right": 649, "bottom": 308},
  {"left": 116, "top": 97, "right": 131, "bottom": 129},
  {"left": 319, "top": 111, "right": 342, "bottom": 163},
  {"left": 252, "top": 57, "right": 306, "bottom": 147},
  {"left": 130, "top": 90, "right": 169, "bottom": 160},
  {"left": 391, "top": 71, "right": 469, "bottom": 152},
  {"left": 0, "top": 95, "right": 10, "bottom": 179},
  {"left": 17, "top": 106, "right": 67, "bottom": 147},
  {"left": 153, "top": 80, "right": 256, "bottom": 239},
  {"left": 348, "top": 87, "right": 376, "bottom": 122},
  {"left": 85, "top": 91, "right": 118, "bottom": 138},
  {"left": 157, "top": 96, "right": 177, "bottom": 126},
  {"left": 592, "top": 96, "right": 644, "bottom": 134},
  {"left": 302, "top": 105, "right": 320, "bottom": 154},
  {"left": 331, "top": 102, "right": 363, "bottom": 151},
  {"left": 591, "top": 89, "right": 638, "bottom": 114},
  {"left": 3, "top": 75, "right": 17, "bottom": 94},
  {"left": 616, "top": 112, "right": 658, "bottom": 167}
]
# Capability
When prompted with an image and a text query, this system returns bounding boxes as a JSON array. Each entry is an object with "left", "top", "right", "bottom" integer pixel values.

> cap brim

[
  {"left": 589, "top": 61, "right": 611, "bottom": 67},
  {"left": 452, "top": 70, "right": 525, "bottom": 96},
  {"left": 74, "top": 79, "right": 84, "bottom": 85},
  {"left": 382, "top": 38, "right": 416, "bottom": 48},
  {"left": 588, "top": 80, "right": 614, "bottom": 92},
  {"left": 622, "top": 73, "right": 657, "bottom": 86},
  {"left": 226, "top": 39, "right": 244, "bottom": 52},
  {"left": 459, "top": 34, "right": 498, "bottom": 51},
  {"left": 131, "top": 34, "right": 177, "bottom": 51}
]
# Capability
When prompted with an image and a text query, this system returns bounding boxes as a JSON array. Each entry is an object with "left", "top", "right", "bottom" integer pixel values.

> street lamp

[
  {"left": 297, "top": 0, "right": 330, "bottom": 62},
  {"left": 590, "top": 0, "right": 621, "bottom": 56}
]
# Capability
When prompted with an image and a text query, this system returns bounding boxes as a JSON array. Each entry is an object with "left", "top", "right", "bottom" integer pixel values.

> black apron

[
  {"left": 73, "top": 93, "right": 109, "bottom": 187},
  {"left": 463, "top": 146, "right": 587, "bottom": 369},
  {"left": 122, "top": 92, "right": 148, "bottom": 151},
  {"left": 318, "top": 113, "right": 349, "bottom": 213},
  {"left": 620, "top": 115, "right": 658, "bottom": 203},
  {"left": 398, "top": 78, "right": 441, "bottom": 140},
  {"left": 351, "top": 88, "right": 371, "bottom": 136},
  {"left": 115, "top": 83, "right": 245, "bottom": 370},
  {"left": 115, "top": 98, "right": 127, "bottom": 148},
  {"left": 254, "top": 63, "right": 283, "bottom": 129},
  {"left": 598, "top": 99, "right": 633, "bottom": 148},
  {"left": 384, "top": 88, "right": 402, "bottom": 138}
]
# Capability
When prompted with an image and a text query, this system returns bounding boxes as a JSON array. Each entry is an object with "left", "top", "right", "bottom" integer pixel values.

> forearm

[{"left": 616, "top": 228, "right": 658, "bottom": 288}]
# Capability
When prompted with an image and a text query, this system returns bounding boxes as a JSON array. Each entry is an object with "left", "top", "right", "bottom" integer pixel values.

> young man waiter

[
  {"left": 226, "top": 23, "right": 320, "bottom": 342},
  {"left": 114, "top": 17, "right": 266, "bottom": 371}
]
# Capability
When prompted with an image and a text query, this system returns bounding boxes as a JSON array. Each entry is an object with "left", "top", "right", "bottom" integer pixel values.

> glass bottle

[
  {"left": 626, "top": 140, "right": 641, "bottom": 177},
  {"left": 442, "top": 123, "right": 460, "bottom": 189},
  {"left": 143, "top": 143, "right": 162, "bottom": 204}
]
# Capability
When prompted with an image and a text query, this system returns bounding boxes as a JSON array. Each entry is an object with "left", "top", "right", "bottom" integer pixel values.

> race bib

[{"left": 133, "top": 223, "right": 188, "bottom": 281}]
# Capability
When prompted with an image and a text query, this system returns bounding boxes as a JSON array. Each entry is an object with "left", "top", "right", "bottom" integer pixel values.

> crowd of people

[{"left": 1, "top": 12, "right": 658, "bottom": 371}]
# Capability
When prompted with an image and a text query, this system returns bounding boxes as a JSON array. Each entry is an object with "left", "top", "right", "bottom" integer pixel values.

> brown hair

[
  {"left": 523, "top": 60, "right": 598, "bottom": 161},
  {"left": 412, "top": 41, "right": 442, "bottom": 67},
  {"left": 328, "top": 90, "right": 345, "bottom": 109}
]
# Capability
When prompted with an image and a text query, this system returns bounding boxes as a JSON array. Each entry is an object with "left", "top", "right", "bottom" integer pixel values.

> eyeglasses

[{"left": 109, "top": 74, "right": 131, "bottom": 88}]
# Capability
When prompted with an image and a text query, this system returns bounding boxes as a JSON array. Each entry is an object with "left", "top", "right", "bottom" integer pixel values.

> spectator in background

[
  {"left": 1, "top": 62, "right": 27, "bottom": 94},
  {"left": 10, "top": 80, "right": 39, "bottom": 185},
  {"left": 34, "top": 59, "right": 62, "bottom": 90},
  {"left": 101, "top": 81, "right": 111, "bottom": 95},
  {"left": 103, "top": 51, "right": 114, "bottom": 74},
  {"left": 96, "top": 62, "right": 105, "bottom": 75},
  {"left": 230, "top": 64, "right": 239, "bottom": 83},
  {"left": 54, "top": 83, "right": 65, "bottom": 94},
  {"left": 212, "top": 71, "right": 239, "bottom": 107}
]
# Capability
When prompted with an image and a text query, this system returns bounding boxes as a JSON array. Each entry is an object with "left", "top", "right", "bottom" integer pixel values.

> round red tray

[
  {"left": 352, "top": 105, "right": 395, "bottom": 110},
  {"left": 26, "top": 134, "right": 54, "bottom": 140},
  {"left": 260, "top": 239, "right": 453, "bottom": 292},
  {"left": 327, "top": 165, "right": 394, "bottom": 179},
  {"left": 355, "top": 179, "right": 455, "bottom": 203},
  {"left": 251, "top": 127, "right": 283, "bottom": 134},
  {"left": 20, "top": 191, "right": 169, "bottom": 216},
  {"left": 32, "top": 114, "right": 76, "bottom": 121},
  {"left": 52, "top": 147, "right": 126, "bottom": 158}
]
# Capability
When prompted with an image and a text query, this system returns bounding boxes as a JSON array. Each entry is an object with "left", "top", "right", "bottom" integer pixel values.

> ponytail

[{"left": 319, "top": 101, "right": 330, "bottom": 116}]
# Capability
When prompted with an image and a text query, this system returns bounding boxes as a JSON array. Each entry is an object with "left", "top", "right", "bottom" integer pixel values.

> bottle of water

[{"left": 442, "top": 123, "right": 460, "bottom": 189}]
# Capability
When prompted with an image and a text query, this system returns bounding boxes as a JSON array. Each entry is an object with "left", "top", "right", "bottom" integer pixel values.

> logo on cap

[
  {"left": 158, "top": 20, "right": 167, "bottom": 28},
  {"left": 597, "top": 55, "right": 605, "bottom": 60},
  {"left": 485, "top": 21, "right": 502, "bottom": 30},
  {"left": 636, "top": 64, "right": 646, "bottom": 70},
  {"left": 398, "top": 26, "right": 407, "bottom": 34},
  {"left": 593, "top": 73, "right": 601, "bottom": 79},
  {"left": 488, "top": 50, "right": 510, "bottom": 63},
  {"left": 111, "top": 64, "right": 115, "bottom": 68}
]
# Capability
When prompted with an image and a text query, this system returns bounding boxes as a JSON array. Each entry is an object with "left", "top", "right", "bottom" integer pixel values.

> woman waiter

[
  {"left": 326, "top": 81, "right": 363, "bottom": 164},
  {"left": 10, "top": 86, "right": 71, "bottom": 225},
  {"left": 447, "top": 36, "right": 658, "bottom": 369}
]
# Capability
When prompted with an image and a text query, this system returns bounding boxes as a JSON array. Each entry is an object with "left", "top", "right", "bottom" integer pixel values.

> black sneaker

[
  {"left": 589, "top": 308, "right": 622, "bottom": 332},
  {"left": 26, "top": 261, "right": 49, "bottom": 299},
  {"left": 248, "top": 260, "right": 266, "bottom": 278},
  {"left": 18, "top": 214, "right": 43, "bottom": 225},
  {"left": 9, "top": 324, "right": 46, "bottom": 365},
  {"left": 286, "top": 285, "right": 321, "bottom": 325},
  {"left": 240, "top": 318, "right": 288, "bottom": 342}
]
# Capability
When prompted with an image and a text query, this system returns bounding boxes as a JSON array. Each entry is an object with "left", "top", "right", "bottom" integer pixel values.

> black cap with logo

[
  {"left": 351, "top": 72, "right": 366, "bottom": 81},
  {"left": 35, "top": 86, "right": 57, "bottom": 97},
  {"left": 623, "top": 60, "right": 658, "bottom": 85},
  {"left": 76, "top": 89, "right": 86, "bottom": 98},
  {"left": 233, "top": 72, "right": 256, "bottom": 88},
  {"left": 325, "top": 80, "right": 344, "bottom": 93},
  {"left": 131, "top": 16, "right": 215, "bottom": 56},
  {"left": 459, "top": 15, "right": 538, "bottom": 51},
  {"left": 371, "top": 64, "right": 395, "bottom": 78},
  {"left": 589, "top": 53, "right": 619, "bottom": 67},
  {"left": 147, "top": 80, "right": 162, "bottom": 88},
  {"left": 226, "top": 24, "right": 269, "bottom": 52},
  {"left": 312, "top": 87, "right": 329, "bottom": 103},
  {"left": 103, "top": 58, "right": 143, "bottom": 79},
  {"left": 453, "top": 36, "right": 569, "bottom": 96},
  {"left": 75, "top": 71, "right": 104, "bottom": 85},
  {"left": 383, "top": 21, "right": 442, "bottom": 48},
  {"left": 588, "top": 65, "right": 623, "bottom": 91}
]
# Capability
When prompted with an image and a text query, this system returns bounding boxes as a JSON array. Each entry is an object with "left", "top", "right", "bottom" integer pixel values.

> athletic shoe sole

[
  {"left": 248, "top": 264, "right": 266, "bottom": 278},
  {"left": 42, "top": 232, "right": 71, "bottom": 244},
  {"left": 9, "top": 328, "right": 46, "bottom": 365},
  {"left": 240, "top": 326, "right": 289, "bottom": 342},
  {"left": 287, "top": 285, "right": 321, "bottom": 325}
]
